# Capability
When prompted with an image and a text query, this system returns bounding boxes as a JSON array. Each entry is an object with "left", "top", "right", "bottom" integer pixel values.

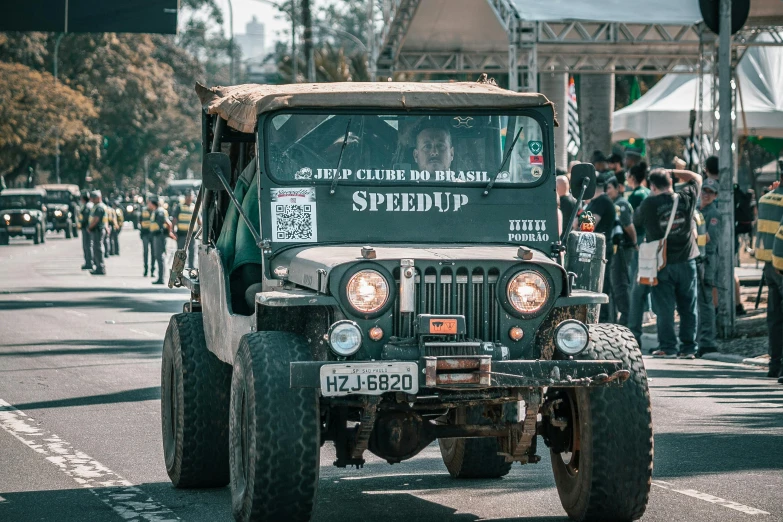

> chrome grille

[{"left": 392, "top": 264, "right": 501, "bottom": 341}]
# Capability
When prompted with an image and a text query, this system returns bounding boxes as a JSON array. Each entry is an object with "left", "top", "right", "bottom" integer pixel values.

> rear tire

[
  {"left": 438, "top": 405, "right": 512, "bottom": 478},
  {"left": 65, "top": 220, "right": 72, "bottom": 239},
  {"left": 550, "top": 323, "right": 653, "bottom": 522},
  {"left": 161, "top": 313, "right": 232, "bottom": 488},
  {"left": 230, "top": 331, "right": 320, "bottom": 522}
]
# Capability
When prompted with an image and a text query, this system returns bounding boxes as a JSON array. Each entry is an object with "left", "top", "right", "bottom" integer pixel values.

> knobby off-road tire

[
  {"left": 230, "top": 332, "right": 320, "bottom": 522},
  {"left": 551, "top": 323, "right": 653, "bottom": 522},
  {"left": 33, "top": 224, "right": 41, "bottom": 245},
  {"left": 161, "top": 313, "right": 232, "bottom": 488},
  {"left": 439, "top": 405, "right": 513, "bottom": 479},
  {"left": 65, "top": 219, "right": 72, "bottom": 239}
]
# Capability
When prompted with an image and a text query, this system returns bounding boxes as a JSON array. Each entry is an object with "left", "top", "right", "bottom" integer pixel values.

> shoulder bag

[{"left": 637, "top": 194, "right": 679, "bottom": 286}]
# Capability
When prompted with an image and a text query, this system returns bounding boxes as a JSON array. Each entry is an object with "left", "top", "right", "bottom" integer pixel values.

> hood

[{"left": 273, "top": 244, "right": 558, "bottom": 292}]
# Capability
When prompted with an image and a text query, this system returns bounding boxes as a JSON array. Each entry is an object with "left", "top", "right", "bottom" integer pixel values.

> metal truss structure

[{"left": 376, "top": 0, "right": 783, "bottom": 84}]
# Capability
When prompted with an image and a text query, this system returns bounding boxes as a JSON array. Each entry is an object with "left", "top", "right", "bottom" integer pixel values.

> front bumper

[{"left": 291, "top": 358, "right": 628, "bottom": 391}]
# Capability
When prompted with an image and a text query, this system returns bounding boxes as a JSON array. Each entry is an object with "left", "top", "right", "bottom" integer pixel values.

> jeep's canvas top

[{"left": 196, "top": 81, "right": 554, "bottom": 134}]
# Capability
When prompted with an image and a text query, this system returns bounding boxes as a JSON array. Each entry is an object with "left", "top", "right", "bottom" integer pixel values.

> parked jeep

[
  {"left": 0, "top": 188, "right": 47, "bottom": 245},
  {"left": 161, "top": 81, "right": 653, "bottom": 522},
  {"left": 37, "top": 183, "right": 80, "bottom": 238}
]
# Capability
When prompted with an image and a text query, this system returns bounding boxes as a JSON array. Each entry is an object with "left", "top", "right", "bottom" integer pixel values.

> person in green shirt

[
  {"left": 626, "top": 162, "right": 651, "bottom": 348},
  {"left": 626, "top": 162, "right": 650, "bottom": 215}
]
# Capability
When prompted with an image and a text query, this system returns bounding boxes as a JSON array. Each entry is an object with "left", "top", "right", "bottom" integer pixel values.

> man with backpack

[{"left": 634, "top": 168, "right": 703, "bottom": 358}]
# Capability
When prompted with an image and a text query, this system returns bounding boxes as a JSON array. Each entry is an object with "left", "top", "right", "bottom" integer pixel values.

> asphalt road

[{"left": 1, "top": 228, "right": 781, "bottom": 522}]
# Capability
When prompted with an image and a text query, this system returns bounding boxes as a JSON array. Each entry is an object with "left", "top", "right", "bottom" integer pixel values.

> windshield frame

[{"left": 259, "top": 107, "right": 552, "bottom": 190}]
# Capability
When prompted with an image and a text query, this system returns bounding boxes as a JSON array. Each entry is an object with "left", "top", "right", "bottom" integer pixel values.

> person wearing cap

[
  {"left": 624, "top": 149, "right": 642, "bottom": 171},
  {"left": 696, "top": 178, "right": 721, "bottom": 356},
  {"left": 584, "top": 171, "right": 618, "bottom": 322},
  {"left": 755, "top": 180, "right": 783, "bottom": 380},
  {"left": 605, "top": 175, "right": 637, "bottom": 326},
  {"left": 87, "top": 190, "right": 108, "bottom": 275},
  {"left": 148, "top": 196, "right": 172, "bottom": 285},
  {"left": 171, "top": 190, "right": 200, "bottom": 269},
  {"left": 591, "top": 150, "right": 609, "bottom": 174},
  {"left": 140, "top": 196, "right": 155, "bottom": 278},
  {"left": 79, "top": 192, "right": 93, "bottom": 270}
]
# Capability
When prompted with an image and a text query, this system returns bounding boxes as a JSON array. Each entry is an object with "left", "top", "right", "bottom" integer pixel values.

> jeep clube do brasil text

[{"left": 161, "top": 81, "right": 653, "bottom": 522}]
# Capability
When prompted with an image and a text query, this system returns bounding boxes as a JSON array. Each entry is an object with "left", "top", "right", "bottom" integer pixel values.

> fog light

[
  {"left": 509, "top": 326, "right": 524, "bottom": 341},
  {"left": 369, "top": 326, "right": 384, "bottom": 341},
  {"left": 328, "top": 320, "right": 362, "bottom": 357},
  {"left": 554, "top": 320, "right": 589, "bottom": 356}
]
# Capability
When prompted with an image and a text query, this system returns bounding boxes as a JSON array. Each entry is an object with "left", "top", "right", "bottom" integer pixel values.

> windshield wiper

[
  {"left": 329, "top": 118, "right": 353, "bottom": 195},
  {"left": 484, "top": 126, "right": 524, "bottom": 196}
]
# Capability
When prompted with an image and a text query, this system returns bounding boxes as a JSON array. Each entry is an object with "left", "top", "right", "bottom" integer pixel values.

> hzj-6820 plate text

[{"left": 319, "top": 362, "right": 418, "bottom": 397}]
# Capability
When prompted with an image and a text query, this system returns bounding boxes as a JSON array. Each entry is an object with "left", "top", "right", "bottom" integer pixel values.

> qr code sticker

[{"left": 271, "top": 188, "right": 318, "bottom": 243}]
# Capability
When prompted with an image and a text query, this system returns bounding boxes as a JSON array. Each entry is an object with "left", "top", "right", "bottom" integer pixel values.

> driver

[{"left": 413, "top": 124, "right": 454, "bottom": 171}]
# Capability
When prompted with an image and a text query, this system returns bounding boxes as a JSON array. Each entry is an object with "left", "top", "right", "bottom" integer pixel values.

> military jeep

[
  {"left": 161, "top": 81, "right": 653, "bottom": 522},
  {"left": 37, "top": 183, "right": 80, "bottom": 238},
  {"left": 0, "top": 188, "right": 47, "bottom": 245}
]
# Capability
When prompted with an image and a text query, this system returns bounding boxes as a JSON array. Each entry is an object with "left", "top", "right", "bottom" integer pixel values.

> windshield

[
  {"left": 44, "top": 190, "right": 72, "bottom": 204},
  {"left": 265, "top": 112, "right": 547, "bottom": 186},
  {"left": 0, "top": 195, "right": 41, "bottom": 209}
]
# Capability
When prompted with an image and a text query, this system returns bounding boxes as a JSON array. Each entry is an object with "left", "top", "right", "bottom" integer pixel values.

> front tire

[
  {"left": 550, "top": 323, "right": 653, "bottom": 522},
  {"left": 438, "top": 405, "right": 512, "bottom": 478},
  {"left": 230, "top": 331, "right": 320, "bottom": 522},
  {"left": 161, "top": 313, "right": 232, "bottom": 488},
  {"left": 33, "top": 224, "right": 41, "bottom": 244},
  {"left": 65, "top": 220, "right": 72, "bottom": 239}
]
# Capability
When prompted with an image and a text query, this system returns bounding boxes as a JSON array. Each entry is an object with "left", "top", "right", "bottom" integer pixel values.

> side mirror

[
  {"left": 571, "top": 163, "right": 597, "bottom": 200},
  {"left": 203, "top": 152, "right": 231, "bottom": 191}
]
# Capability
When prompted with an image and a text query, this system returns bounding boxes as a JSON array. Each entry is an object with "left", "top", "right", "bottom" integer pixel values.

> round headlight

[
  {"left": 328, "top": 320, "right": 362, "bottom": 356},
  {"left": 126, "top": 205, "right": 134, "bottom": 213},
  {"left": 54, "top": 210, "right": 62, "bottom": 217},
  {"left": 554, "top": 320, "right": 590, "bottom": 356},
  {"left": 507, "top": 270, "right": 549, "bottom": 315},
  {"left": 23, "top": 214, "right": 31, "bottom": 222},
  {"left": 3, "top": 214, "right": 10, "bottom": 221},
  {"left": 346, "top": 270, "right": 389, "bottom": 314}
]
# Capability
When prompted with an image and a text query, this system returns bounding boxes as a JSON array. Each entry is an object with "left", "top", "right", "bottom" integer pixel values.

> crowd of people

[
  {"left": 560, "top": 150, "right": 783, "bottom": 383},
  {"left": 77, "top": 190, "right": 199, "bottom": 285}
]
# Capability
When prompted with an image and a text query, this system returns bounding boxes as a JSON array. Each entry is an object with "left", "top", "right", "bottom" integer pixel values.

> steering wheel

[{"left": 283, "top": 142, "right": 329, "bottom": 166}]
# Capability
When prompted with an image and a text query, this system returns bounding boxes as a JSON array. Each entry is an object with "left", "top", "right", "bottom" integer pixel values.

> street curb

[{"left": 701, "top": 352, "right": 768, "bottom": 367}]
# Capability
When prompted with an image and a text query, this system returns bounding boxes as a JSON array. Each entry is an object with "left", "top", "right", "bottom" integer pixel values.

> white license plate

[
  {"left": 22, "top": 227, "right": 36, "bottom": 234},
  {"left": 320, "top": 362, "right": 418, "bottom": 397}
]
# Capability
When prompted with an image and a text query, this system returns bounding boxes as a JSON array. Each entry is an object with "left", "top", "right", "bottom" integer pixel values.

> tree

[{"left": 0, "top": 61, "right": 99, "bottom": 185}]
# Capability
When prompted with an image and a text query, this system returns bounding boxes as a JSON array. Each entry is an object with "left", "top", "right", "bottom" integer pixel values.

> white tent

[{"left": 612, "top": 37, "right": 783, "bottom": 141}]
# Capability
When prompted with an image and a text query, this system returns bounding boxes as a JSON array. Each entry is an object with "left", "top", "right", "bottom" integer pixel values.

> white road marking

[
  {"left": 0, "top": 398, "right": 179, "bottom": 521},
  {"left": 129, "top": 328, "right": 159, "bottom": 338},
  {"left": 0, "top": 495, "right": 7, "bottom": 503},
  {"left": 65, "top": 310, "right": 87, "bottom": 318},
  {"left": 652, "top": 480, "right": 769, "bottom": 515}
]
